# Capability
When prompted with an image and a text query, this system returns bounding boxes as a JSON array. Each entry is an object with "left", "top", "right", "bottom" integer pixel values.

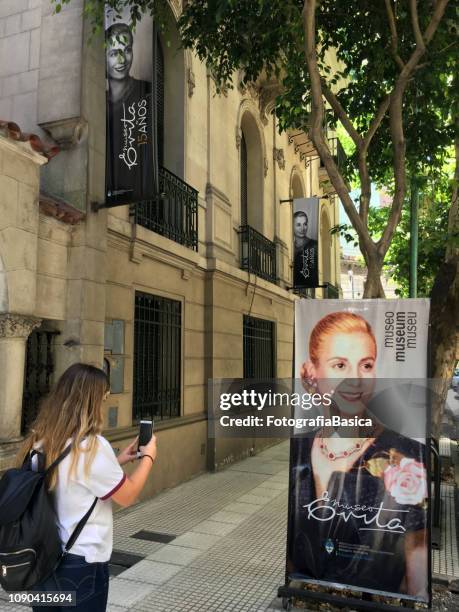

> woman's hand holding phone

[
  {"left": 112, "top": 435, "right": 158, "bottom": 507},
  {"left": 139, "top": 434, "right": 157, "bottom": 464},
  {"left": 117, "top": 437, "right": 139, "bottom": 466}
]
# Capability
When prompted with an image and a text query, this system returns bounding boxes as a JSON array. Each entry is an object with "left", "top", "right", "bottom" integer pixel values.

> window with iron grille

[
  {"left": 22, "top": 329, "right": 59, "bottom": 434},
  {"left": 243, "top": 315, "right": 276, "bottom": 379},
  {"left": 133, "top": 292, "right": 181, "bottom": 422}
]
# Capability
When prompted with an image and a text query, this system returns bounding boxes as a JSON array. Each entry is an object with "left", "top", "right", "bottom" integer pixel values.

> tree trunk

[
  {"left": 429, "top": 126, "right": 459, "bottom": 438},
  {"left": 429, "top": 260, "right": 459, "bottom": 437},
  {"left": 363, "top": 253, "right": 386, "bottom": 298}
]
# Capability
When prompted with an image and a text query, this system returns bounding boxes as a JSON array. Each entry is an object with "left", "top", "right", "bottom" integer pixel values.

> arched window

[
  {"left": 240, "top": 132, "right": 248, "bottom": 225},
  {"left": 155, "top": 33, "right": 164, "bottom": 168},
  {"left": 291, "top": 174, "right": 304, "bottom": 200},
  {"left": 239, "top": 113, "right": 263, "bottom": 232}
]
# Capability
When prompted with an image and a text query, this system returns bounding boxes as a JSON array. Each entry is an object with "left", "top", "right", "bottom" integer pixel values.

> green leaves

[
  {"left": 51, "top": 0, "right": 71, "bottom": 15},
  {"left": 367, "top": 168, "right": 453, "bottom": 298}
]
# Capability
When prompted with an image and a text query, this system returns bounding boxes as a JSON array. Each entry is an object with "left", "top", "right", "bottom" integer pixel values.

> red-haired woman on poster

[{"left": 288, "top": 312, "right": 428, "bottom": 601}]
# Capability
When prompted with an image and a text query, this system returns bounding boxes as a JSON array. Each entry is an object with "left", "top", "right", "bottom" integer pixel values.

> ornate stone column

[{"left": 0, "top": 314, "right": 41, "bottom": 440}]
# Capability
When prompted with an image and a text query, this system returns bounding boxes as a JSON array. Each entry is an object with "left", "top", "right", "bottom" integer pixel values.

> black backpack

[{"left": 0, "top": 446, "right": 97, "bottom": 592}]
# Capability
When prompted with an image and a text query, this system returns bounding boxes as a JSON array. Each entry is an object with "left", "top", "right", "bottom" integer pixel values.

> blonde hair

[
  {"left": 17, "top": 363, "right": 109, "bottom": 490},
  {"left": 309, "top": 311, "right": 377, "bottom": 366}
]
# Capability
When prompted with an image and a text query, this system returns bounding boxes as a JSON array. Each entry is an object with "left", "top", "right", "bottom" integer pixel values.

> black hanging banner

[
  {"left": 104, "top": 7, "right": 157, "bottom": 207},
  {"left": 292, "top": 197, "right": 319, "bottom": 288}
]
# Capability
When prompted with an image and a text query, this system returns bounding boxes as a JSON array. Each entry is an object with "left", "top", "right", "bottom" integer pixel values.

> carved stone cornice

[
  {"left": 39, "top": 117, "right": 87, "bottom": 150},
  {"left": 238, "top": 73, "right": 283, "bottom": 125},
  {"left": 258, "top": 81, "right": 282, "bottom": 125},
  {"left": 273, "top": 147, "right": 285, "bottom": 170},
  {"left": 0, "top": 314, "right": 41, "bottom": 339}
]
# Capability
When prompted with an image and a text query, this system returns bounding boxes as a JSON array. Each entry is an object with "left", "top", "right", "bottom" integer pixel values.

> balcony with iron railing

[
  {"left": 318, "top": 136, "right": 348, "bottom": 194},
  {"left": 328, "top": 137, "right": 346, "bottom": 176},
  {"left": 322, "top": 282, "right": 340, "bottom": 299},
  {"left": 292, "top": 283, "right": 339, "bottom": 299},
  {"left": 132, "top": 166, "right": 198, "bottom": 251},
  {"left": 239, "top": 225, "right": 277, "bottom": 284}
]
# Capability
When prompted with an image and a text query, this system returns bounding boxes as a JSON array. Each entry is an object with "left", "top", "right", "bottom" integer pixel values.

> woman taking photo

[
  {"left": 16, "top": 363, "right": 157, "bottom": 611},
  {"left": 289, "top": 311, "right": 428, "bottom": 601}
]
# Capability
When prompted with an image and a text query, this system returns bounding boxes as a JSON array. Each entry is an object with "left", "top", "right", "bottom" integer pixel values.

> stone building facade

[{"left": 0, "top": 0, "right": 341, "bottom": 499}]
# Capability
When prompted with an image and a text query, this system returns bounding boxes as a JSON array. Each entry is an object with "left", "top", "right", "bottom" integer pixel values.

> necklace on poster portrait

[
  {"left": 319, "top": 437, "right": 368, "bottom": 461},
  {"left": 318, "top": 426, "right": 377, "bottom": 461}
]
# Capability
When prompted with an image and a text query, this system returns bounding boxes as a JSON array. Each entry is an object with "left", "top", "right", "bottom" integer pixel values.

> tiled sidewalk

[{"left": 108, "top": 443, "right": 290, "bottom": 612}]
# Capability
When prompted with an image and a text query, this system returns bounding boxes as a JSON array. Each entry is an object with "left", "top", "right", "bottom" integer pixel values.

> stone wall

[{"left": 0, "top": 0, "right": 42, "bottom": 133}]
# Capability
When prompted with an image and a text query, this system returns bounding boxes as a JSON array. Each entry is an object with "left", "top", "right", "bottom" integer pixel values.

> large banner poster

[
  {"left": 287, "top": 299, "right": 430, "bottom": 603},
  {"left": 104, "top": 7, "right": 156, "bottom": 207},
  {"left": 293, "top": 198, "right": 319, "bottom": 288}
]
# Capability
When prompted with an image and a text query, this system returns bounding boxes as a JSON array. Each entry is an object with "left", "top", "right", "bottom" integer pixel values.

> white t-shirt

[{"left": 33, "top": 435, "right": 125, "bottom": 563}]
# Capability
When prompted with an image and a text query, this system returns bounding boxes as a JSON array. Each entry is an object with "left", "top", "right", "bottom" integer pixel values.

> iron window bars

[
  {"left": 243, "top": 315, "right": 276, "bottom": 380},
  {"left": 22, "top": 329, "right": 59, "bottom": 434},
  {"left": 133, "top": 291, "right": 181, "bottom": 422}
]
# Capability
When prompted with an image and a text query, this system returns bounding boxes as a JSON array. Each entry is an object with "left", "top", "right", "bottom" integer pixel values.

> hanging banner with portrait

[
  {"left": 104, "top": 6, "right": 157, "bottom": 207},
  {"left": 286, "top": 299, "right": 431, "bottom": 604},
  {"left": 292, "top": 198, "right": 319, "bottom": 288}
]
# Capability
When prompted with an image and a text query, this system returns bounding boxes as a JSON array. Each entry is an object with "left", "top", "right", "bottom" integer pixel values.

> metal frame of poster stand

[
  {"left": 430, "top": 438, "right": 441, "bottom": 549},
  {"left": 277, "top": 301, "right": 433, "bottom": 611},
  {"left": 277, "top": 584, "right": 425, "bottom": 611}
]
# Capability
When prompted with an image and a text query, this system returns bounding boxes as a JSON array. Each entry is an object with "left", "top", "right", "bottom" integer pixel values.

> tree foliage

[
  {"left": 370, "top": 174, "right": 454, "bottom": 298},
  {"left": 179, "top": 0, "right": 457, "bottom": 297}
]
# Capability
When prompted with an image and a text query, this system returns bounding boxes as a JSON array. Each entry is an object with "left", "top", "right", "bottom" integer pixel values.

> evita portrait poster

[
  {"left": 293, "top": 198, "right": 319, "bottom": 288},
  {"left": 287, "top": 299, "right": 430, "bottom": 603},
  {"left": 104, "top": 7, "right": 156, "bottom": 206}
]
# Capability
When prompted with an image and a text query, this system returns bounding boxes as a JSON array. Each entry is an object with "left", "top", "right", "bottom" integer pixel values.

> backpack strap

[
  {"left": 44, "top": 444, "right": 73, "bottom": 475},
  {"left": 42, "top": 443, "right": 98, "bottom": 554},
  {"left": 23, "top": 449, "right": 45, "bottom": 472},
  {"left": 64, "top": 497, "right": 98, "bottom": 553}
]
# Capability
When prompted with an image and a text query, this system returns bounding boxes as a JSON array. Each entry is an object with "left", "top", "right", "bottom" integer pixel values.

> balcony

[
  {"left": 330, "top": 137, "right": 346, "bottom": 175},
  {"left": 239, "top": 225, "right": 277, "bottom": 284},
  {"left": 133, "top": 167, "right": 198, "bottom": 251},
  {"left": 318, "top": 137, "right": 348, "bottom": 194},
  {"left": 294, "top": 287, "right": 315, "bottom": 299},
  {"left": 322, "top": 282, "right": 340, "bottom": 299}
]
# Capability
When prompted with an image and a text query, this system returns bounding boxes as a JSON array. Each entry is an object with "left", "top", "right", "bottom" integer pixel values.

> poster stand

[
  {"left": 281, "top": 299, "right": 433, "bottom": 611},
  {"left": 277, "top": 583, "right": 423, "bottom": 611}
]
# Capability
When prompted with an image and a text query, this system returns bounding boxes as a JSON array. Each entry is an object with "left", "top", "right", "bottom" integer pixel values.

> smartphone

[{"left": 138, "top": 419, "right": 153, "bottom": 451}]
